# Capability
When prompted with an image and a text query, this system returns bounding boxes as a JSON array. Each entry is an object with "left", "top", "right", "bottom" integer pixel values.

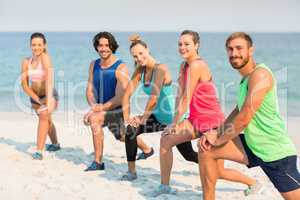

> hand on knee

[{"left": 89, "top": 114, "right": 104, "bottom": 126}]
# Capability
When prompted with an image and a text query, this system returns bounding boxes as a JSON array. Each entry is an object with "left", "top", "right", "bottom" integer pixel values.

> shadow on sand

[{"left": 0, "top": 137, "right": 246, "bottom": 199}]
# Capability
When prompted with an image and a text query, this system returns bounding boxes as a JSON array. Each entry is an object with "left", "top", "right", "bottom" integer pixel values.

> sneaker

[
  {"left": 46, "top": 143, "right": 61, "bottom": 152},
  {"left": 150, "top": 184, "right": 177, "bottom": 197},
  {"left": 84, "top": 161, "right": 105, "bottom": 171},
  {"left": 137, "top": 148, "right": 154, "bottom": 160},
  {"left": 32, "top": 152, "right": 43, "bottom": 160},
  {"left": 244, "top": 180, "right": 263, "bottom": 196},
  {"left": 121, "top": 171, "right": 137, "bottom": 181}
]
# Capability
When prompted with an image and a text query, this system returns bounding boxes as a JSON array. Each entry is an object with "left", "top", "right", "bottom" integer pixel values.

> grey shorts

[
  {"left": 103, "top": 106, "right": 125, "bottom": 140},
  {"left": 30, "top": 89, "right": 59, "bottom": 105}
]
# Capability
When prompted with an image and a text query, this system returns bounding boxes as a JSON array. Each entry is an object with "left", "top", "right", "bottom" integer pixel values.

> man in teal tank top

[{"left": 198, "top": 32, "right": 300, "bottom": 200}]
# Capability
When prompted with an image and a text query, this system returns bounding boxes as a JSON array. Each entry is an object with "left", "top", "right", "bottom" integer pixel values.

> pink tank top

[
  {"left": 27, "top": 58, "right": 45, "bottom": 82},
  {"left": 184, "top": 63, "right": 225, "bottom": 132}
]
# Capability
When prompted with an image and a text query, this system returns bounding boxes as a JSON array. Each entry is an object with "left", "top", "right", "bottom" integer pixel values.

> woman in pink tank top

[
  {"left": 21, "top": 33, "right": 60, "bottom": 160},
  {"left": 155, "top": 30, "right": 255, "bottom": 196}
]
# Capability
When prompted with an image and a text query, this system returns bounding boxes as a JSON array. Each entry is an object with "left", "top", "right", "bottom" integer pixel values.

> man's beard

[{"left": 230, "top": 56, "right": 249, "bottom": 70}]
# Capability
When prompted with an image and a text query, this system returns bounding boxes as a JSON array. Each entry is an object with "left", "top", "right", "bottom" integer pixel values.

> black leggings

[{"left": 125, "top": 114, "right": 198, "bottom": 163}]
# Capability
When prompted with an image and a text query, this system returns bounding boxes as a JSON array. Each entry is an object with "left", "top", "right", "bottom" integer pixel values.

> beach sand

[{"left": 0, "top": 112, "right": 299, "bottom": 200}]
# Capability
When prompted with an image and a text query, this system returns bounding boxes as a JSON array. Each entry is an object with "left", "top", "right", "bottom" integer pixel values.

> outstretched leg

[{"left": 198, "top": 136, "right": 250, "bottom": 200}]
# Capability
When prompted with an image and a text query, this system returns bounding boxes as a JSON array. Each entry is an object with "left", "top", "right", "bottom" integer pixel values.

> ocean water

[{"left": 0, "top": 32, "right": 299, "bottom": 116}]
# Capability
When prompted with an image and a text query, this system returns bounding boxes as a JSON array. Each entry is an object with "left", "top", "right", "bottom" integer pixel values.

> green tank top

[
  {"left": 237, "top": 63, "right": 296, "bottom": 162},
  {"left": 141, "top": 68, "right": 175, "bottom": 125}
]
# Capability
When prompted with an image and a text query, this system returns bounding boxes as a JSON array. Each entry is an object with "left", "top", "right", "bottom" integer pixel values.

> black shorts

[
  {"left": 103, "top": 106, "right": 124, "bottom": 140},
  {"left": 239, "top": 134, "right": 300, "bottom": 193},
  {"left": 30, "top": 89, "right": 59, "bottom": 105}
]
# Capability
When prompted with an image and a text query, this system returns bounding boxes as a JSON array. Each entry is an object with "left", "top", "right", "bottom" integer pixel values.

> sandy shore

[{"left": 0, "top": 112, "right": 299, "bottom": 200}]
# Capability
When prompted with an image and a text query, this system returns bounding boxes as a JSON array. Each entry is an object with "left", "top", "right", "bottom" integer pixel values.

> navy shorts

[{"left": 239, "top": 134, "right": 300, "bottom": 193}]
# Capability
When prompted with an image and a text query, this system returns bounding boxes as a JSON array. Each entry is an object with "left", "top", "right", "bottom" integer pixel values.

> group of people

[{"left": 21, "top": 31, "right": 300, "bottom": 199}]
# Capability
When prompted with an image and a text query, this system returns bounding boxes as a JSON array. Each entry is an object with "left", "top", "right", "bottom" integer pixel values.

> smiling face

[
  {"left": 30, "top": 37, "right": 46, "bottom": 56},
  {"left": 178, "top": 34, "right": 199, "bottom": 60},
  {"left": 96, "top": 37, "right": 113, "bottom": 60},
  {"left": 130, "top": 43, "right": 150, "bottom": 66},
  {"left": 226, "top": 37, "right": 254, "bottom": 70}
]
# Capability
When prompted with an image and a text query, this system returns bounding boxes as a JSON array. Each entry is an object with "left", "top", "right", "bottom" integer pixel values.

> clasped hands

[
  {"left": 83, "top": 103, "right": 103, "bottom": 126},
  {"left": 198, "top": 129, "right": 218, "bottom": 152}
]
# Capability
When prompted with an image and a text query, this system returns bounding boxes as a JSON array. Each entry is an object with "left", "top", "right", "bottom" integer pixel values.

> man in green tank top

[{"left": 198, "top": 32, "right": 300, "bottom": 200}]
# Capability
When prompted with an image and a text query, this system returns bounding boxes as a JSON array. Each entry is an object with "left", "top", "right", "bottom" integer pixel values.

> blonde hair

[{"left": 129, "top": 34, "right": 148, "bottom": 49}]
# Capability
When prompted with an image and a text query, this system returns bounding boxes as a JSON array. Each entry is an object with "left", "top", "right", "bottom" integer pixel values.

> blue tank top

[
  {"left": 93, "top": 59, "right": 123, "bottom": 104},
  {"left": 141, "top": 67, "right": 175, "bottom": 125}
]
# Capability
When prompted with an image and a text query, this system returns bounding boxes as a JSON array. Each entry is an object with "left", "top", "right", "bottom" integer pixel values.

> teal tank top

[
  {"left": 237, "top": 63, "right": 296, "bottom": 162},
  {"left": 141, "top": 68, "right": 174, "bottom": 125}
]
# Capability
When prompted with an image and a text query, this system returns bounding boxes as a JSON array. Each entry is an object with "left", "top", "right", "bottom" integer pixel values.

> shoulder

[
  {"left": 156, "top": 63, "right": 168, "bottom": 73},
  {"left": 190, "top": 59, "right": 208, "bottom": 69},
  {"left": 116, "top": 62, "right": 128, "bottom": 71},
  {"left": 116, "top": 63, "right": 129, "bottom": 79},
  {"left": 21, "top": 58, "right": 30, "bottom": 70},
  {"left": 89, "top": 60, "right": 97, "bottom": 67},
  {"left": 248, "top": 67, "right": 273, "bottom": 90},
  {"left": 41, "top": 52, "right": 51, "bottom": 61},
  {"left": 40, "top": 53, "right": 52, "bottom": 68},
  {"left": 189, "top": 59, "right": 209, "bottom": 74},
  {"left": 250, "top": 67, "right": 273, "bottom": 81},
  {"left": 88, "top": 60, "right": 97, "bottom": 76},
  {"left": 22, "top": 57, "right": 30, "bottom": 65}
]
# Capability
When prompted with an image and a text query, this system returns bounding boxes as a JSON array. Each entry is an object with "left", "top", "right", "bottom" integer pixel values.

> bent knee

[
  {"left": 39, "top": 110, "right": 49, "bottom": 120},
  {"left": 88, "top": 114, "right": 104, "bottom": 125},
  {"left": 125, "top": 126, "right": 137, "bottom": 139},
  {"left": 160, "top": 136, "right": 173, "bottom": 151},
  {"left": 198, "top": 149, "right": 214, "bottom": 160}
]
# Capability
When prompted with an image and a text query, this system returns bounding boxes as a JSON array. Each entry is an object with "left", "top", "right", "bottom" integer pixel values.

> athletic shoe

[
  {"left": 46, "top": 143, "right": 61, "bottom": 152},
  {"left": 150, "top": 184, "right": 177, "bottom": 197},
  {"left": 137, "top": 148, "right": 154, "bottom": 160},
  {"left": 84, "top": 161, "right": 105, "bottom": 171},
  {"left": 244, "top": 180, "right": 263, "bottom": 196},
  {"left": 32, "top": 152, "right": 43, "bottom": 160},
  {"left": 120, "top": 171, "right": 137, "bottom": 181}
]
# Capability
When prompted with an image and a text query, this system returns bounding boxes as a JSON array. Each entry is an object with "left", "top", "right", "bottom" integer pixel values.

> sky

[{"left": 0, "top": 0, "right": 299, "bottom": 32}]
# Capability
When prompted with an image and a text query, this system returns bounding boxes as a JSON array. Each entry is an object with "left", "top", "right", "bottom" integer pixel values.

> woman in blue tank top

[{"left": 120, "top": 34, "right": 198, "bottom": 181}]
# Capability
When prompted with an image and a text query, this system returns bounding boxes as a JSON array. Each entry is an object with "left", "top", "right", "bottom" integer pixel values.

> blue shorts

[{"left": 239, "top": 134, "right": 300, "bottom": 193}]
